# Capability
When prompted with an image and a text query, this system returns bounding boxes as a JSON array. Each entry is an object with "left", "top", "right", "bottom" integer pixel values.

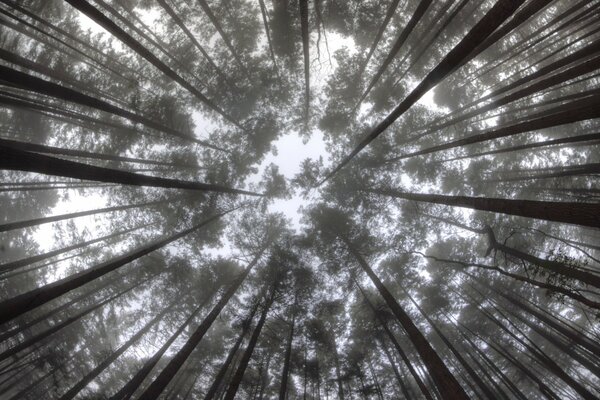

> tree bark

[
  {"left": 366, "top": 188, "right": 600, "bottom": 228},
  {"left": 136, "top": 248, "right": 267, "bottom": 399},
  {"left": 223, "top": 289, "right": 275, "bottom": 399},
  {"left": 340, "top": 235, "right": 468, "bottom": 400},
  {"left": 0, "top": 211, "right": 226, "bottom": 325},
  {"left": 0, "top": 145, "right": 260, "bottom": 196},
  {"left": 324, "top": 0, "right": 525, "bottom": 181}
]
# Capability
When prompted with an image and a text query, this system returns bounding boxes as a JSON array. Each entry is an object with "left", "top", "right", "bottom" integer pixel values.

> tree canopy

[{"left": 1, "top": 0, "right": 599, "bottom": 399}]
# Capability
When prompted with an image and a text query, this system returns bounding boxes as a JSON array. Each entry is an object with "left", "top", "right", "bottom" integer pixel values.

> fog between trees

[{"left": 1, "top": 0, "right": 600, "bottom": 399}]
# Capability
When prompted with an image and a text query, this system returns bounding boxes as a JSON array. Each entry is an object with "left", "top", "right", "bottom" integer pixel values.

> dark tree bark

[
  {"left": 0, "top": 65, "right": 222, "bottom": 149},
  {"left": 324, "top": 0, "right": 525, "bottom": 181},
  {"left": 203, "top": 300, "right": 260, "bottom": 400},
  {"left": 0, "top": 145, "right": 260, "bottom": 196},
  {"left": 196, "top": 0, "right": 248, "bottom": 76},
  {"left": 0, "top": 197, "right": 167, "bottom": 232},
  {"left": 484, "top": 226, "right": 600, "bottom": 290},
  {"left": 0, "top": 224, "right": 147, "bottom": 274},
  {"left": 58, "top": 303, "right": 174, "bottom": 400},
  {"left": 223, "top": 289, "right": 275, "bottom": 399},
  {"left": 354, "top": 278, "right": 433, "bottom": 400},
  {"left": 377, "top": 337, "right": 412, "bottom": 399},
  {"left": 0, "top": 211, "right": 227, "bottom": 325},
  {"left": 136, "top": 248, "right": 267, "bottom": 399},
  {"left": 109, "top": 288, "right": 219, "bottom": 400},
  {"left": 258, "top": 0, "right": 278, "bottom": 73},
  {"left": 406, "top": 291, "right": 502, "bottom": 400},
  {"left": 343, "top": 245, "right": 467, "bottom": 400},
  {"left": 0, "top": 278, "right": 146, "bottom": 363},
  {"left": 64, "top": 0, "right": 243, "bottom": 129},
  {"left": 279, "top": 310, "right": 295, "bottom": 400},
  {"left": 366, "top": 188, "right": 600, "bottom": 228},
  {"left": 357, "top": 0, "right": 402, "bottom": 77},
  {"left": 299, "top": 0, "right": 310, "bottom": 124},
  {"left": 356, "top": 0, "right": 433, "bottom": 107}
]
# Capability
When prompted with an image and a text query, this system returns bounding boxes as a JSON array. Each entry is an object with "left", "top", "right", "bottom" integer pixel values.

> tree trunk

[
  {"left": 0, "top": 224, "right": 146, "bottom": 274},
  {"left": 0, "top": 64, "right": 219, "bottom": 149},
  {"left": 204, "top": 300, "right": 261, "bottom": 400},
  {"left": 279, "top": 310, "right": 295, "bottom": 399},
  {"left": 223, "top": 289, "right": 275, "bottom": 399},
  {"left": 58, "top": 303, "right": 174, "bottom": 400},
  {"left": 0, "top": 277, "right": 146, "bottom": 363},
  {"left": 0, "top": 211, "right": 226, "bottom": 325},
  {"left": 353, "top": 277, "right": 433, "bottom": 400},
  {"left": 323, "top": 0, "right": 524, "bottom": 181},
  {"left": 356, "top": 0, "right": 433, "bottom": 107},
  {"left": 357, "top": 0, "right": 401, "bottom": 77},
  {"left": 299, "top": 0, "right": 310, "bottom": 124},
  {"left": 366, "top": 188, "right": 600, "bottom": 228},
  {"left": 0, "top": 146, "right": 261, "bottom": 196},
  {"left": 377, "top": 337, "right": 411, "bottom": 399},
  {"left": 137, "top": 248, "right": 267, "bottom": 400},
  {"left": 64, "top": 0, "right": 242, "bottom": 129},
  {"left": 0, "top": 195, "right": 167, "bottom": 233},
  {"left": 340, "top": 236, "right": 468, "bottom": 400}
]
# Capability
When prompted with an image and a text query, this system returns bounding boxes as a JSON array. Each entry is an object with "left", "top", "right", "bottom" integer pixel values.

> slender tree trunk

[
  {"left": 0, "top": 65, "right": 219, "bottom": 149},
  {"left": 58, "top": 303, "right": 175, "bottom": 400},
  {"left": 357, "top": 0, "right": 401, "bottom": 77},
  {"left": 354, "top": 279, "right": 433, "bottom": 400},
  {"left": 0, "top": 196, "right": 167, "bottom": 233},
  {"left": 204, "top": 300, "right": 261, "bottom": 400},
  {"left": 377, "top": 337, "right": 411, "bottom": 399},
  {"left": 0, "top": 224, "right": 147, "bottom": 274},
  {"left": 340, "top": 235, "right": 468, "bottom": 400},
  {"left": 137, "top": 248, "right": 267, "bottom": 399},
  {"left": 64, "top": 0, "right": 242, "bottom": 129},
  {"left": 279, "top": 310, "right": 296, "bottom": 399},
  {"left": 223, "top": 289, "right": 275, "bottom": 399},
  {"left": 299, "top": 0, "right": 310, "bottom": 124},
  {"left": 109, "top": 289, "right": 218, "bottom": 400},
  {"left": 405, "top": 291, "right": 498, "bottom": 400},
  {"left": 0, "top": 211, "right": 226, "bottom": 325},
  {"left": 0, "top": 277, "right": 146, "bottom": 363},
  {"left": 356, "top": 0, "right": 433, "bottom": 107},
  {"left": 258, "top": 0, "right": 278, "bottom": 73},
  {"left": 0, "top": 146, "right": 260, "bottom": 196},
  {"left": 366, "top": 188, "right": 600, "bottom": 228},
  {"left": 324, "top": 0, "right": 525, "bottom": 181},
  {"left": 484, "top": 226, "right": 600, "bottom": 289}
]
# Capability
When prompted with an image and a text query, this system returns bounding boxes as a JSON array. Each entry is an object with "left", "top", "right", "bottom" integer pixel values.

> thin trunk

[
  {"left": 356, "top": 0, "right": 433, "bottom": 107},
  {"left": 0, "top": 145, "right": 260, "bottom": 196},
  {"left": 485, "top": 226, "right": 600, "bottom": 289},
  {"left": 366, "top": 188, "right": 600, "bottom": 228},
  {"left": 340, "top": 235, "right": 468, "bottom": 400},
  {"left": 0, "top": 137, "right": 205, "bottom": 171},
  {"left": 324, "top": 0, "right": 524, "bottom": 181},
  {"left": 223, "top": 289, "right": 275, "bottom": 400},
  {"left": 258, "top": 0, "right": 278, "bottom": 73},
  {"left": 204, "top": 301, "right": 261, "bottom": 400},
  {"left": 58, "top": 303, "right": 174, "bottom": 400},
  {"left": 440, "top": 132, "right": 600, "bottom": 163},
  {"left": 377, "top": 337, "right": 411, "bottom": 399},
  {"left": 299, "top": 0, "right": 310, "bottom": 124},
  {"left": 0, "top": 196, "right": 167, "bottom": 233},
  {"left": 109, "top": 288, "right": 219, "bottom": 400},
  {"left": 0, "top": 64, "right": 220, "bottom": 149},
  {"left": 196, "top": 0, "right": 248, "bottom": 76},
  {"left": 0, "top": 211, "right": 226, "bottom": 325},
  {"left": 357, "top": 0, "right": 401, "bottom": 77},
  {"left": 353, "top": 277, "right": 433, "bottom": 400},
  {"left": 137, "top": 248, "right": 267, "bottom": 399},
  {"left": 405, "top": 291, "right": 498, "bottom": 400},
  {"left": 64, "top": 0, "right": 242, "bottom": 129},
  {"left": 279, "top": 310, "right": 295, "bottom": 399},
  {"left": 0, "top": 277, "right": 146, "bottom": 363},
  {"left": 0, "top": 224, "right": 147, "bottom": 274}
]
